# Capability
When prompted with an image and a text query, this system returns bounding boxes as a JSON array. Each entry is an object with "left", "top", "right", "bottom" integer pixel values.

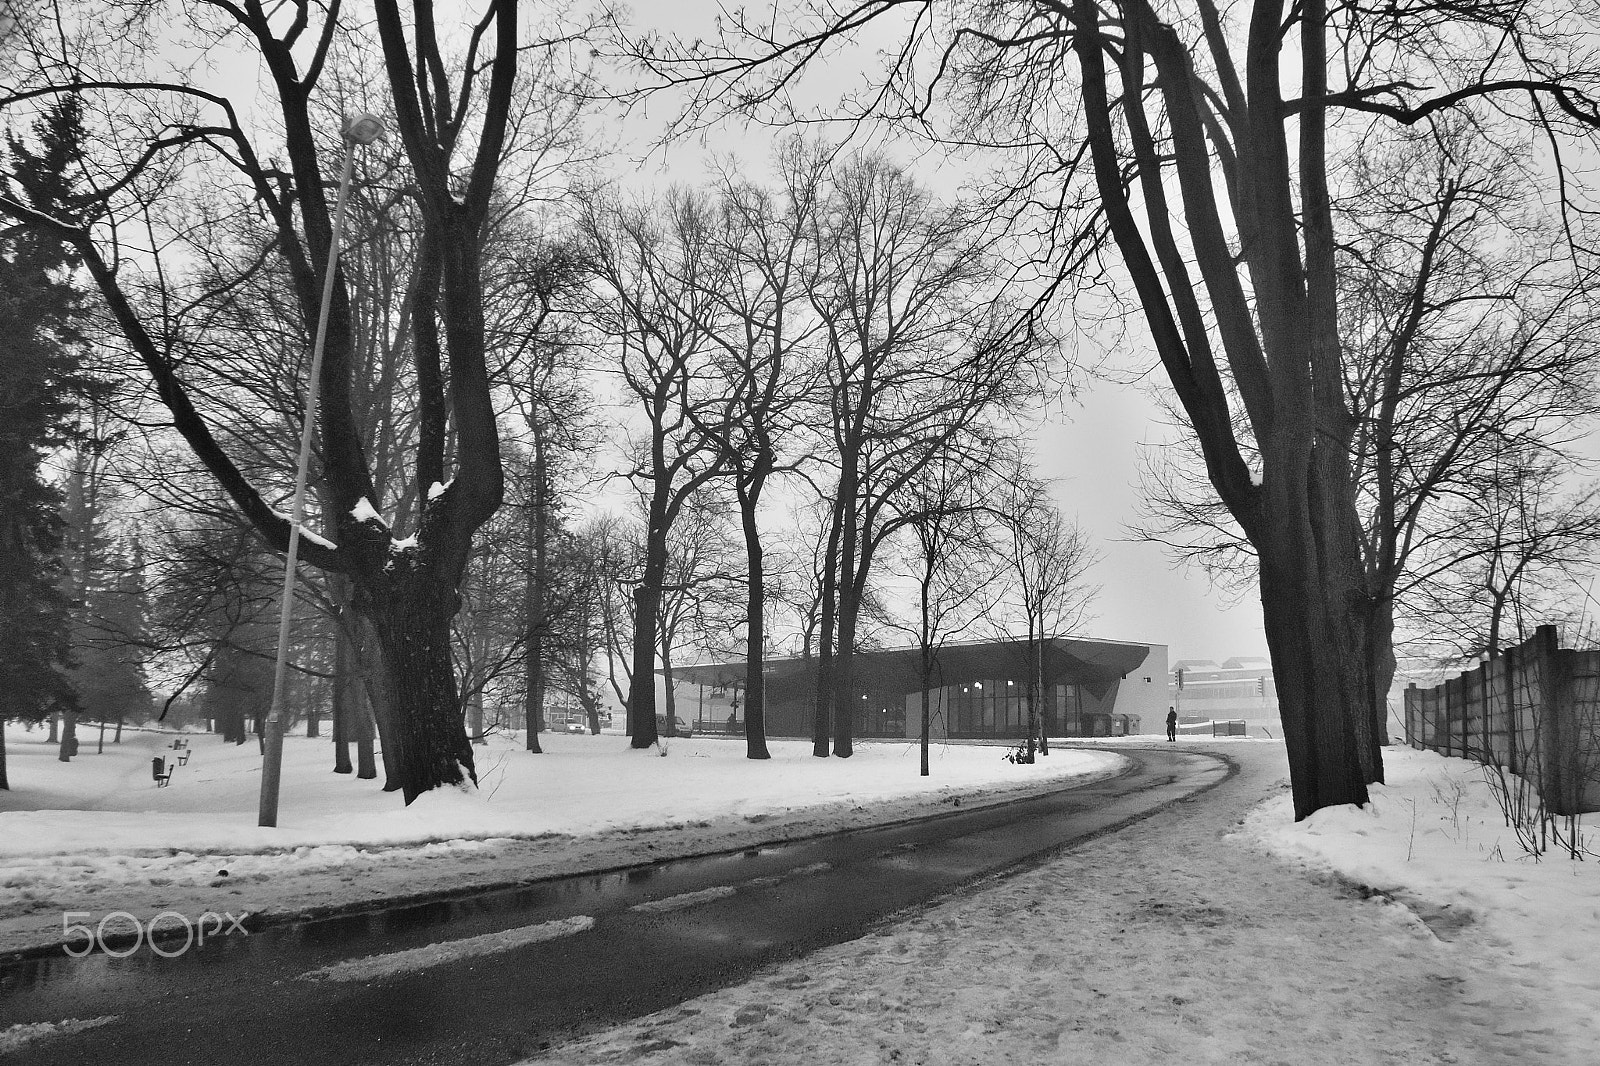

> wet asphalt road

[{"left": 0, "top": 746, "right": 1230, "bottom": 1066}]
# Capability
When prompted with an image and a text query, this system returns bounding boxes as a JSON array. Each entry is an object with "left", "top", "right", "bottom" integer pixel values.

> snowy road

[{"left": 0, "top": 747, "right": 1227, "bottom": 1066}]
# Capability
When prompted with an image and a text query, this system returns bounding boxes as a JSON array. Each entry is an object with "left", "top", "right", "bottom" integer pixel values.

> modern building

[{"left": 671, "top": 635, "right": 1170, "bottom": 742}]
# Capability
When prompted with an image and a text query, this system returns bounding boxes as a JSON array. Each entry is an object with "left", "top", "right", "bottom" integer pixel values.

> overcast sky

[
  {"left": 129, "top": 3, "right": 1273, "bottom": 667},
  {"left": 1034, "top": 381, "right": 1270, "bottom": 664},
  {"left": 603, "top": 7, "right": 1273, "bottom": 666}
]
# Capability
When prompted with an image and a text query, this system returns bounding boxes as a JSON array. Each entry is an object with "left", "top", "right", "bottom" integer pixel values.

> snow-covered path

[{"left": 531, "top": 743, "right": 1588, "bottom": 1066}]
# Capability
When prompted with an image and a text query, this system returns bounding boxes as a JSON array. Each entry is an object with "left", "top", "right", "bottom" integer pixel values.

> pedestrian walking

[{"left": 1166, "top": 708, "right": 1178, "bottom": 742}]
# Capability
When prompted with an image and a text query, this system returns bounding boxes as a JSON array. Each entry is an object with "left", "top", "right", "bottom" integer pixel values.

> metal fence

[{"left": 1403, "top": 625, "right": 1600, "bottom": 816}]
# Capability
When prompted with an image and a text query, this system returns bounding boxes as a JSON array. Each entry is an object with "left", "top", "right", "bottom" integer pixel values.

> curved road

[{"left": 0, "top": 747, "right": 1229, "bottom": 1065}]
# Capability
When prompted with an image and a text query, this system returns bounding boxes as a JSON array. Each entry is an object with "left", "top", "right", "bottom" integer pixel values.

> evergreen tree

[
  {"left": 68, "top": 535, "right": 155, "bottom": 749},
  {"left": 0, "top": 94, "right": 89, "bottom": 785}
]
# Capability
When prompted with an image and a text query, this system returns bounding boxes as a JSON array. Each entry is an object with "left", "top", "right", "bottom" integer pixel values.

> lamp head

[{"left": 343, "top": 113, "right": 387, "bottom": 146}]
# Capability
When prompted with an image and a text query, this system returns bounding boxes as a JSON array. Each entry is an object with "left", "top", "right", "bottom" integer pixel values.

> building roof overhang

[{"left": 669, "top": 636, "right": 1153, "bottom": 702}]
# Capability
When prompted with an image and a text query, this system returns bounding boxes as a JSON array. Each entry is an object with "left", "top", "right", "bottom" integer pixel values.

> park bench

[
  {"left": 177, "top": 748, "right": 192, "bottom": 766},
  {"left": 152, "top": 756, "right": 174, "bottom": 787},
  {"left": 171, "top": 738, "right": 188, "bottom": 750}
]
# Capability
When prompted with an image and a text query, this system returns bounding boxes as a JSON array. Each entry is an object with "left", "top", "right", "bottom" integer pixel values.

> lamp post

[{"left": 258, "top": 113, "right": 386, "bottom": 828}]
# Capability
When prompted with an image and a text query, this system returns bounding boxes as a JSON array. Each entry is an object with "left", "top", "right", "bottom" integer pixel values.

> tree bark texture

[
  {"left": 331, "top": 596, "right": 356, "bottom": 774},
  {"left": 1067, "top": 0, "right": 1377, "bottom": 817},
  {"left": 829, "top": 452, "right": 863, "bottom": 759},
  {"left": 739, "top": 487, "right": 772, "bottom": 760},
  {"left": 628, "top": 547, "right": 665, "bottom": 747},
  {"left": 811, "top": 499, "right": 843, "bottom": 757},
  {"left": 354, "top": 576, "right": 476, "bottom": 804}
]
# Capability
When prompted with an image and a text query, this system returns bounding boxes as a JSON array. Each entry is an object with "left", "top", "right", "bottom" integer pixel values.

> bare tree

[
  {"left": 549, "top": 522, "right": 611, "bottom": 734},
  {"left": 1141, "top": 114, "right": 1600, "bottom": 742},
  {"left": 805, "top": 154, "right": 1046, "bottom": 758},
  {"left": 602, "top": 0, "right": 1600, "bottom": 816},
  {"left": 687, "top": 141, "right": 831, "bottom": 758},
  {"left": 887, "top": 449, "right": 1005, "bottom": 775},
  {"left": 993, "top": 474, "right": 1099, "bottom": 761},
  {"left": 655, "top": 492, "right": 745, "bottom": 735},
  {"left": 0, "top": 1, "right": 584, "bottom": 802},
  {"left": 493, "top": 234, "right": 595, "bottom": 754},
  {"left": 1408, "top": 447, "right": 1600, "bottom": 662},
  {"left": 581, "top": 511, "right": 643, "bottom": 720},
  {"left": 579, "top": 190, "right": 731, "bottom": 747}
]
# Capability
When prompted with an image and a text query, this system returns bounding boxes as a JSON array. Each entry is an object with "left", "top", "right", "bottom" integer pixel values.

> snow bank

[
  {"left": 0, "top": 724, "right": 1123, "bottom": 953},
  {"left": 0, "top": 726, "right": 1120, "bottom": 857},
  {"left": 1240, "top": 745, "right": 1600, "bottom": 1053}
]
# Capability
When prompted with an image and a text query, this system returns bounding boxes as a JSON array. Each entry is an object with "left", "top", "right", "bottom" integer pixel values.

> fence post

[
  {"left": 1539, "top": 626, "right": 1577, "bottom": 816},
  {"left": 1447, "top": 676, "right": 1462, "bottom": 758},
  {"left": 1503, "top": 644, "right": 1517, "bottom": 775},
  {"left": 1477, "top": 661, "right": 1490, "bottom": 759}
]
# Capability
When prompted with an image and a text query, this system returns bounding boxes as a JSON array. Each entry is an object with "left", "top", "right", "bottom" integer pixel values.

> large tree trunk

[
  {"left": 57, "top": 705, "right": 77, "bottom": 762},
  {"left": 1022, "top": 626, "right": 1038, "bottom": 763},
  {"left": 627, "top": 536, "right": 666, "bottom": 748},
  {"left": 829, "top": 461, "right": 861, "bottom": 759},
  {"left": 347, "top": 611, "right": 397, "bottom": 786},
  {"left": 833, "top": 528, "right": 882, "bottom": 760},
  {"left": 218, "top": 700, "right": 247, "bottom": 744},
  {"left": 578, "top": 671, "right": 601, "bottom": 733},
  {"left": 811, "top": 504, "right": 842, "bottom": 757},
  {"left": 353, "top": 682, "right": 378, "bottom": 781},
  {"left": 1258, "top": 506, "right": 1372, "bottom": 819},
  {"left": 1035, "top": 621, "right": 1049, "bottom": 756},
  {"left": 738, "top": 485, "right": 771, "bottom": 760},
  {"left": 0, "top": 725, "right": 8, "bottom": 790},
  {"left": 352, "top": 577, "right": 476, "bottom": 804},
  {"left": 832, "top": 587, "right": 858, "bottom": 758},
  {"left": 661, "top": 644, "right": 678, "bottom": 734},
  {"left": 331, "top": 593, "right": 356, "bottom": 774},
  {"left": 919, "top": 647, "right": 933, "bottom": 778}
]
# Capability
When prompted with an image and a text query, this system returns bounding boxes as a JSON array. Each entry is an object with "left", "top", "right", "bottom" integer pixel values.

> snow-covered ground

[
  {"left": 531, "top": 741, "right": 1598, "bottom": 1066},
  {"left": 4, "top": 724, "right": 1597, "bottom": 1064},
  {"left": 0, "top": 723, "right": 1123, "bottom": 956}
]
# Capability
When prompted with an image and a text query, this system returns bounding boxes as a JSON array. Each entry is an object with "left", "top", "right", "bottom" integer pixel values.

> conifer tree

[{"left": 0, "top": 93, "right": 89, "bottom": 785}]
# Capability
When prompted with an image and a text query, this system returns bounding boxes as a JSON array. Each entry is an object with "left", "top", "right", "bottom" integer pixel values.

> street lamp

[{"left": 259, "top": 113, "right": 387, "bottom": 828}]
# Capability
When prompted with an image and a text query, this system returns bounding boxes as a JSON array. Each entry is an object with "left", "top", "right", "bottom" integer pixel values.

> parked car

[
  {"left": 565, "top": 720, "right": 588, "bottom": 734},
  {"left": 654, "top": 714, "right": 693, "bottom": 738}
]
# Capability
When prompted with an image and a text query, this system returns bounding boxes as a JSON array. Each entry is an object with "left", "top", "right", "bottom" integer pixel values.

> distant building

[
  {"left": 671, "top": 635, "right": 1170, "bottom": 741},
  {"left": 1169, "top": 656, "right": 1280, "bottom": 737}
]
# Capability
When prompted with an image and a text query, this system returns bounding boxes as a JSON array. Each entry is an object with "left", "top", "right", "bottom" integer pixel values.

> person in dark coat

[{"left": 1166, "top": 708, "right": 1178, "bottom": 742}]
